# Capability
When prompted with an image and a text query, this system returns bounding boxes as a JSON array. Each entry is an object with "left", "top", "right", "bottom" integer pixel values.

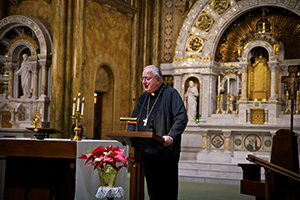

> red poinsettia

[{"left": 78, "top": 145, "right": 132, "bottom": 171}]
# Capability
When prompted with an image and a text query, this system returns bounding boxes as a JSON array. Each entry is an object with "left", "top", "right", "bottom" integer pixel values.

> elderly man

[{"left": 128, "top": 65, "right": 188, "bottom": 200}]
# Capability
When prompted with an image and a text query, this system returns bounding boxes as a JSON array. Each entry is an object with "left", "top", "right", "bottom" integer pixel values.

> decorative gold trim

[
  {"left": 173, "top": 54, "right": 211, "bottom": 62},
  {"left": 251, "top": 109, "right": 265, "bottom": 124},
  {"left": 6, "top": 29, "right": 38, "bottom": 53}
]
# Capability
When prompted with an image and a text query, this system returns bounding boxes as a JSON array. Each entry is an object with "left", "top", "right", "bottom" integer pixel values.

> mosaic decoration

[
  {"left": 162, "top": 0, "right": 174, "bottom": 62},
  {"left": 208, "top": 0, "right": 230, "bottom": 16},
  {"left": 234, "top": 138, "right": 242, "bottom": 146},
  {"left": 251, "top": 109, "right": 265, "bottom": 124},
  {"left": 193, "top": 10, "right": 215, "bottom": 32},
  {"left": 0, "top": 82, "right": 8, "bottom": 94},
  {"left": 264, "top": 139, "right": 271, "bottom": 147},
  {"left": 163, "top": 75, "right": 174, "bottom": 87},
  {"left": 211, "top": 135, "right": 224, "bottom": 148},
  {"left": 186, "top": 34, "right": 205, "bottom": 53},
  {"left": 244, "top": 134, "right": 262, "bottom": 152}
]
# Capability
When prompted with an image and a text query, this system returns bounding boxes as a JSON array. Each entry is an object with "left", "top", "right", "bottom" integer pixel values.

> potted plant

[{"left": 78, "top": 145, "right": 132, "bottom": 187}]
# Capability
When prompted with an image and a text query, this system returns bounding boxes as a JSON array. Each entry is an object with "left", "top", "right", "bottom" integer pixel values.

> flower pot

[{"left": 97, "top": 164, "right": 118, "bottom": 187}]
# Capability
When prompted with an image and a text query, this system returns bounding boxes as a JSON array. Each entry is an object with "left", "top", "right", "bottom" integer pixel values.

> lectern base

[{"left": 130, "top": 162, "right": 145, "bottom": 200}]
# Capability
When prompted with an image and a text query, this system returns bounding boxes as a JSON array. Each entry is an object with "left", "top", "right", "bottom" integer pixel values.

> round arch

[{"left": 175, "top": 0, "right": 300, "bottom": 61}]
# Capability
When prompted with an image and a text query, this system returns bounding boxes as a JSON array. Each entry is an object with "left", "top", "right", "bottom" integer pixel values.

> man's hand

[{"left": 162, "top": 135, "right": 173, "bottom": 147}]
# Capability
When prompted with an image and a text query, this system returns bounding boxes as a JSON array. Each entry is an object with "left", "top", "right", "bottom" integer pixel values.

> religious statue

[
  {"left": 252, "top": 53, "right": 269, "bottom": 100},
  {"left": 16, "top": 54, "right": 32, "bottom": 98},
  {"left": 185, "top": 80, "right": 199, "bottom": 122},
  {"left": 273, "top": 42, "right": 280, "bottom": 56}
]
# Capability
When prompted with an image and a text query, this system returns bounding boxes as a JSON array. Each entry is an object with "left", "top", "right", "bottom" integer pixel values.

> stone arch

[
  {"left": 242, "top": 40, "right": 274, "bottom": 62},
  {"left": 175, "top": 0, "right": 300, "bottom": 61},
  {"left": 87, "top": 53, "right": 121, "bottom": 138},
  {"left": 0, "top": 15, "right": 52, "bottom": 56}
]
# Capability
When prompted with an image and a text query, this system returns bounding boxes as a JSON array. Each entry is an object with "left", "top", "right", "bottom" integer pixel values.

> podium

[{"left": 105, "top": 130, "right": 164, "bottom": 200}]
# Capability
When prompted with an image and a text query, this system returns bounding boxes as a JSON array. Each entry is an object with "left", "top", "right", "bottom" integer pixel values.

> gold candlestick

[
  {"left": 295, "top": 91, "right": 300, "bottom": 114},
  {"left": 71, "top": 93, "right": 84, "bottom": 141},
  {"left": 215, "top": 93, "right": 223, "bottom": 114},
  {"left": 235, "top": 93, "right": 240, "bottom": 114},
  {"left": 284, "top": 91, "right": 290, "bottom": 114},
  {"left": 225, "top": 93, "right": 232, "bottom": 114}
]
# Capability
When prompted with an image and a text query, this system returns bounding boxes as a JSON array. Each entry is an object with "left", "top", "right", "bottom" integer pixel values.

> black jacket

[{"left": 128, "top": 85, "right": 188, "bottom": 156}]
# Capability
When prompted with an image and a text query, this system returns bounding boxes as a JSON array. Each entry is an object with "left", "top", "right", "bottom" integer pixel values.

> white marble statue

[
  {"left": 16, "top": 54, "right": 32, "bottom": 98},
  {"left": 185, "top": 80, "right": 199, "bottom": 122}
]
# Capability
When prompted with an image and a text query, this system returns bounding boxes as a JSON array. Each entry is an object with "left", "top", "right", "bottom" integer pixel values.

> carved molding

[{"left": 93, "top": 0, "right": 137, "bottom": 16}]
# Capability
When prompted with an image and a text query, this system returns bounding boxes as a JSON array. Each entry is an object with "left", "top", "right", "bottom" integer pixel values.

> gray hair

[{"left": 144, "top": 65, "right": 162, "bottom": 79}]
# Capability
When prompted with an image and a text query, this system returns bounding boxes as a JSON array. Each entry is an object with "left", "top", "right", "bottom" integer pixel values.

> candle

[
  {"left": 218, "top": 76, "right": 220, "bottom": 94},
  {"left": 94, "top": 93, "right": 97, "bottom": 104},
  {"left": 77, "top": 93, "right": 81, "bottom": 111},
  {"left": 72, "top": 98, "right": 76, "bottom": 116},
  {"left": 236, "top": 77, "right": 239, "bottom": 94},
  {"left": 227, "top": 77, "right": 230, "bottom": 94},
  {"left": 81, "top": 97, "right": 85, "bottom": 116}
]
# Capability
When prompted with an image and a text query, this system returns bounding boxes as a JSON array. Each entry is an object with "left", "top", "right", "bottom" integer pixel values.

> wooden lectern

[{"left": 105, "top": 130, "right": 164, "bottom": 200}]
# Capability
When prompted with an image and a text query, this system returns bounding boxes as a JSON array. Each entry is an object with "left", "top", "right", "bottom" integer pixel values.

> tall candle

[
  {"left": 77, "top": 93, "right": 81, "bottom": 111},
  {"left": 81, "top": 97, "right": 85, "bottom": 116},
  {"left": 94, "top": 93, "right": 97, "bottom": 104},
  {"left": 218, "top": 76, "right": 220, "bottom": 94},
  {"left": 236, "top": 77, "right": 239, "bottom": 94},
  {"left": 227, "top": 77, "right": 230, "bottom": 94},
  {"left": 72, "top": 98, "right": 76, "bottom": 116}
]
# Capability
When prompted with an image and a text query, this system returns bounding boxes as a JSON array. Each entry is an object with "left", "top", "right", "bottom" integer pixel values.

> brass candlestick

[
  {"left": 215, "top": 93, "right": 222, "bottom": 114},
  {"left": 225, "top": 93, "right": 232, "bottom": 114},
  {"left": 235, "top": 93, "right": 240, "bottom": 114},
  {"left": 295, "top": 91, "right": 299, "bottom": 114},
  {"left": 284, "top": 91, "right": 290, "bottom": 114},
  {"left": 71, "top": 93, "right": 84, "bottom": 141}
]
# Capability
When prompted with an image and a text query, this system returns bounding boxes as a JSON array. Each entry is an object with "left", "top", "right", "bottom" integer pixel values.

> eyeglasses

[{"left": 140, "top": 76, "right": 154, "bottom": 82}]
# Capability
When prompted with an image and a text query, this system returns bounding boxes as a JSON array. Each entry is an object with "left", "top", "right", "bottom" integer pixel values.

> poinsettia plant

[{"left": 78, "top": 145, "right": 132, "bottom": 171}]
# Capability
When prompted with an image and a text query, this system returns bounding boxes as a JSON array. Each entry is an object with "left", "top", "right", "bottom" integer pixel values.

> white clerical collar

[{"left": 151, "top": 93, "right": 155, "bottom": 96}]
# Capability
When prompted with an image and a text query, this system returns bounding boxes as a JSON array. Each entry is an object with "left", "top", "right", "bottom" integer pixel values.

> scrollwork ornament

[
  {"left": 186, "top": 35, "right": 204, "bottom": 53},
  {"left": 208, "top": 0, "right": 230, "bottom": 15},
  {"left": 194, "top": 11, "right": 215, "bottom": 32}
]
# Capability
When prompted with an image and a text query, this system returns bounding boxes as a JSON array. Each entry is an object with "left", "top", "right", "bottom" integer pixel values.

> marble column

[
  {"left": 152, "top": 0, "right": 160, "bottom": 66},
  {"left": 72, "top": 0, "right": 85, "bottom": 97},
  {"left": 39, "top": 61, "right": 47, "bottom": 97},
  {"left": 269, "top": 63, "right": 278, "bottom": 101},
  {"left": 4, "top": 62, "right": 13, "bottom": 99},
  {"left": 130, "top": 0, "right": 139, "bottom": 113},
  {"left": 240, "top": 64, "right": 248, "bottom": 101},
  {"left": 31, "top": 63, "right": 39, "bottom": 99},
  {"left": 50, "top": 0, "right": 67, "bottom": 131}
]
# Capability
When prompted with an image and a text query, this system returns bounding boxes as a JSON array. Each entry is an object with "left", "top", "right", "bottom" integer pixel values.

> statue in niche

[
  {"left": 185, "top": 80, "right": 199, "bottom": 122},
  {"left": 273, "top": 42, "right": 280, "bottom": 56},
  {"left": 16, "top": 54, "right": 32, "bottom": 98},
  {"left": 252, "top": 53, "right": 269, "bottom": 100}
]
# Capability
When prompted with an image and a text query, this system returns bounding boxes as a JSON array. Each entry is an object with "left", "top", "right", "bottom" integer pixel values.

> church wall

[
  {"left": 6, "top": 0, "right": 51, "bottom": 23},
  {"left": 83, "top": 3, "right": 132, "bottom": 138}
]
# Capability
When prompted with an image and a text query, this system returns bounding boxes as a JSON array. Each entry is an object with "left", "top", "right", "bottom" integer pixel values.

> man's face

[{"left": 141, "top": 68, "right": 161, "bottom": 93}]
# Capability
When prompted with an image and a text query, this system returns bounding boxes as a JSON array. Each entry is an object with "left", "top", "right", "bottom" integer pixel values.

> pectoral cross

[{"left": 143, "top": 118, "right": 148, "bottom": 126}]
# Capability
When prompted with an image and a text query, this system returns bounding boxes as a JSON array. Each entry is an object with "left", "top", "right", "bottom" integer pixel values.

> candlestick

[
  {"left": 227, "top": 77, "right": 230, "bottom": 94},
  {"left": 77, "top": 93, "right": 81, "bottom": 111},
  {"left": 218, "top": 76, "right": 220, "bottom": 94},
  {"left": 81, "top": 97, "right": 85, "bottom": 116},
  {"left": 236, "top": 77, "right": 239, "bottom": 94},
  {"left": 72, "top": 98, "right": 76, "bottom": 116}
]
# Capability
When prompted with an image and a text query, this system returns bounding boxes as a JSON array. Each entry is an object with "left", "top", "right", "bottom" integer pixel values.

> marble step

[{"left": 178, "top": 160, "right": 243, "bottom": 185}]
